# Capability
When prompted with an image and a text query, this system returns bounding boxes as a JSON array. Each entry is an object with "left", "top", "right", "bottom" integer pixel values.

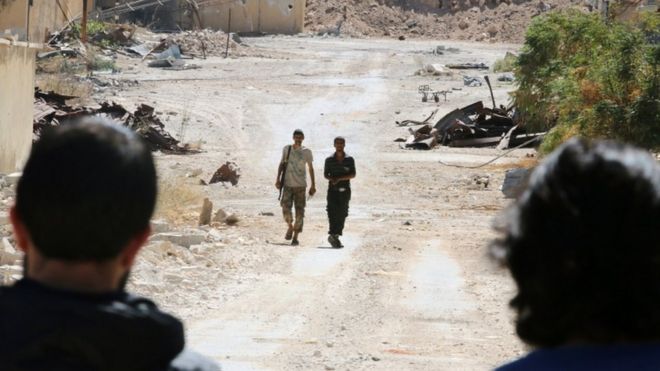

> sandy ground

[{"left": 2, "top": 36, "right": 534, "bottom": 370}]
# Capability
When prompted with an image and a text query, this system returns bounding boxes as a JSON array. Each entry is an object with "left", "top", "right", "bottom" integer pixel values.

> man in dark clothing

[
  {"left": 1, "top": 119, "right": 219, "bottom": 371},
  {"left": 324, "top": 137, "right": 356, "bottom": 248}
]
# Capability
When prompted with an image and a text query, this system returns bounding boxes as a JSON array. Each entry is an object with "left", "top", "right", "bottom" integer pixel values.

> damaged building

[{"left": 95, "top": 0, "right": 306, "bottom": 34}]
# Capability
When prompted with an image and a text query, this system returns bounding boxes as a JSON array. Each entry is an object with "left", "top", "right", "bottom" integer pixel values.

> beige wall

[
  {"left": 0, "top": 0, "right": 88, "bottom": 42},
  {"left": 0, "top": 44, "right": 36, "bottom": 172},
  {"left": 195, "top": 0, "right": 305, "bottom": 34}
]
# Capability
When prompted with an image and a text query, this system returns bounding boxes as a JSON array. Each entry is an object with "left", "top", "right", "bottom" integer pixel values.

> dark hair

[
  {"left": 492, "top": 138, "right": 660, "bottom": 347},
  {"left": 334, "top": 136, "right": 345, "bottom": 144},
  {"left": 16, "top": 118, "right": 157, "bottom": 262},
  {"left": 293, "top": 129, "right": 304, "bottom": 137}
]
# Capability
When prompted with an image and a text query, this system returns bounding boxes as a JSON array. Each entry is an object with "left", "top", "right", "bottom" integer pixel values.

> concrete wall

[
  {"left": 0, "top": 0, "right": 86, "bottom": 172},
  {"left": 0, "top": 44, "right": 36, "bottom": 172},
  {"left": 0, "top": 0, "right": 89, "bottom": 42},
  {"left": 195, "top": 0, "right": 305, "bottom": 34}
]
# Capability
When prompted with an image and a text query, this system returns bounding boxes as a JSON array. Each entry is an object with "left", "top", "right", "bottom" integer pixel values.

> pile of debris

[
  {"left": 305, "top": 0, "right": 584, "bottom": 42},
  {"left": 398, "top": 101, "right": 545, "bottom": 150},
  {"left": 165, "top": 30, "right": 244, "bottom": 58},
  {"left": 398, "top": 75, "right": 545, "bottom": 149},
  {"left": 33, "top": 89, "right": 191, "bottom": 154}
]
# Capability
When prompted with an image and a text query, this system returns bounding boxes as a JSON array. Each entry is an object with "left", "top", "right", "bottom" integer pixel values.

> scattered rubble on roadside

[
  {"left": 33, "top": 89, "right": 192, "bottom": 154},
  {"left": 209, "top": 162, "right": 241, "bottom": 186},
  {"left": 0, "top": 174, "right": 20, "bottom": 286}
]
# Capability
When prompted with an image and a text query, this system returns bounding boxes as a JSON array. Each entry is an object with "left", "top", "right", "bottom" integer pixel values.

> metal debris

[
  {"left": 446, "top": 62, "right": 489, "bottom": 69},
  {"left": 33, "top": 89, "right": 191, "bottom": 154},
  {"left": 396, "top": 109, "right": 438, "bottom": 127},
  {"left": 209, "top": 162, "right": 241, "bottom": 186},
  {"left": 397, "top": 80, "right": 545, "bottom": 150}
]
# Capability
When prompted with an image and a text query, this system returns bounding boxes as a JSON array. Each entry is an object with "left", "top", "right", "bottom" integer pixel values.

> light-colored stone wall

[
  {"left": 0, "top": 44, "right": 36, "bottom": 172},
  {"left": 0, "top": 0, "right": 88, "bottom": 42},
  {"left": 196, "top": 0, "right": 305, "bottom": 34}
]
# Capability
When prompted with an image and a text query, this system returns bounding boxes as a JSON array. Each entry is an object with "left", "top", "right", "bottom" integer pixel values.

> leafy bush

[
  {"left": 71, "top": 20, "right": 107, "bottom": 39},
  {"left": 493, "top": 52, "right": 517, "bottom": 72},
  {"left": 512, "top": 10, "right": 660, "bottom": 154}
]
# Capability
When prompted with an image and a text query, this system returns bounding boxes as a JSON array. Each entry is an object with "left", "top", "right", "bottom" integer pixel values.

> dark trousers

[{"left": 327, "top": 188, "right": 351, "bottom": 236}]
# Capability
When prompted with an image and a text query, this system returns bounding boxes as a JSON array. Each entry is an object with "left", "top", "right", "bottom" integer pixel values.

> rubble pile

[
  {"left": 165, "top": 30, "right": 243, "bottom": 58},
  {"left": 33, "top": 89, "right": 191, "bottom": 154},
  {"left": 305, "top": 0, "right": 585, "bottom": 42}
]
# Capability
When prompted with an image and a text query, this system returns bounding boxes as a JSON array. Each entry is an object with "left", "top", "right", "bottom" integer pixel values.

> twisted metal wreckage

[{"left": 396, "top": 76, "right": 546, "bottom": 150}]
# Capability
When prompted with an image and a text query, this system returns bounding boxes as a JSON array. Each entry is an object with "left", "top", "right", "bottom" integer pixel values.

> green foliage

[
  {"left": 493, "top": 52, "right": 517, "bottom": 72},
  {"left": 71, "top": 20, "right": 107, "bottom": 39},
  {"left": 513, "top": 10, "right": 660, "bottom": 154}
]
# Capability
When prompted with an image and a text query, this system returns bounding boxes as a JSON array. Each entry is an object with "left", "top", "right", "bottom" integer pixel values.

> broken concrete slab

[
  {"left": 213, "top": 209, "right": 228, "bottom": 223},
  {"left": 463, "top": 76, "right": 484, "bottom": 87},
  {"left": 501, "top": 168, "right": 530, "bottom": 199},
  {"left": 424, "top": 64, "right": 451, "bottom": 76},
  {"left": 6, "top": 172, "right": 21, "bottom": 186},
  {"left": 150, "top": 232, "right": 206, "bottom": 248},
  {"left": 151, "top": 219, "right": 170, "bottom": 233},
  {"left": 199, "top": 198, "right": 213, "bottom": 226}
]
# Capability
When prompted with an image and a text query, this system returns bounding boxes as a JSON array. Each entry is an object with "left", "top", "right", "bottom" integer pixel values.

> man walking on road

[
  {"left": 276, "top": 129, "right": 316, "bottom": 246},
  {"left": 324, "top": 136, "right": 356, "bottom": 248}
]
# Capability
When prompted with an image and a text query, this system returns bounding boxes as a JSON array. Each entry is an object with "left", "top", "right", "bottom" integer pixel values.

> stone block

[
  {"left": 198, "top": 198, "right": 213, "bottom": 226},
  {"left": 6, "top": 172, "right": 21, "bottom": 186},
  {"left": 150, "top": 219, "right": 170, "bottom": 233},
  {"left": 150, "top": 232, "right": 206, "bottom": 248}
]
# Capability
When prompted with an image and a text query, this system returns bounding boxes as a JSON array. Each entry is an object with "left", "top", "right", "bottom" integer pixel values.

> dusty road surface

[{"left": 111, "top": 36, "right": 533, "bottom": 370}]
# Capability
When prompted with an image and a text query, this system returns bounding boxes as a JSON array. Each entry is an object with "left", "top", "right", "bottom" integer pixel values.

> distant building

[{"left": 96, "top": 0, "right": 306, "bottom": 34}]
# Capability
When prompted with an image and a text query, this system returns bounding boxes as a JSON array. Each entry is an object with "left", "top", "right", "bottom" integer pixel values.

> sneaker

[
  {"left": 335, "top": 235, "right": 344, "bottom": 248},
  {"left": 291, "top": 239, "right": 299, "bottom": 246},
  {"left": 285, "top": 227, "right": 293, "bottom": 240},
  {"left": 328, "top": 235, "right": 342, "bottom": 248}
]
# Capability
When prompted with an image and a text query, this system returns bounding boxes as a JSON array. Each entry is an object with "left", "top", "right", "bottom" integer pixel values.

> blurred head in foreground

[
  {"left": 11, "top": 117, "right": 157, "bottom": 290},
  {"left": 492, "top": 138, "right": 660, "bottom": 348}
]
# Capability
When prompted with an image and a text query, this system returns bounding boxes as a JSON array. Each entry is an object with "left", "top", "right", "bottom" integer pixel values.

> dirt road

[{"left": 115, "top": 36, "right": 530, "bottom": 370}]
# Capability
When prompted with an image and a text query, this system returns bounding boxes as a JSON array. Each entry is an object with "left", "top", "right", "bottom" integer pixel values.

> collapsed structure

[{"left": 397, "top": 78, "right": 545, "bottom": 150}]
